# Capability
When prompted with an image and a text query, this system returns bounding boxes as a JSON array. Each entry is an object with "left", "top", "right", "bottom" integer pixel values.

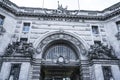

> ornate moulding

[{"left": 36, "top": 31, "right": 88, "bottom": 58}]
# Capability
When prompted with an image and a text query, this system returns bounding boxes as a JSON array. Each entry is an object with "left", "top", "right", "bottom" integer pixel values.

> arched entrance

[
  {"left": 35, "top": 31, "right": 88, "bottom": 80},
  {"left": 41, "top": 40, "right": 80, "bottom": 80},
  {"left": 41, "top": 66, "right": 80, "bottom": 80}
]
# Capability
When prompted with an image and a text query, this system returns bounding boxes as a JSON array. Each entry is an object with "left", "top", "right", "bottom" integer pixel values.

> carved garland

[{"left": 36, "top": 33, "right": 87, "bottom": 56}]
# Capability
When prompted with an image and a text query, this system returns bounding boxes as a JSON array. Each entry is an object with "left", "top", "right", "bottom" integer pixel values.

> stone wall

[
  {"left": 105, "top": 16, "right": 120, "bottom": 58},
  {"left": 0, "top": 8, "right": 16, "bottom": 55}
]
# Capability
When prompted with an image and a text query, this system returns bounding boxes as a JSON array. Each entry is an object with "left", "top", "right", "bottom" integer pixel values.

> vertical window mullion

[
  {"left": 92, "top": 26, "right": 99, "bottom": 34},
  {"left": 46, "top": 44, "right": 76, "bottom": 60},
  {"left": 22, "top": 22, "right": 30, "bottom": 33}
]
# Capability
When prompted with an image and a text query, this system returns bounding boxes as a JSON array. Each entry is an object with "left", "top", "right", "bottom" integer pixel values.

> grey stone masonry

[
  {"left": 80, "top": 61, "right": 90, "bottom": 80},
  {"left": 31, "top": 64, "right": 41, "bottom": 80}
]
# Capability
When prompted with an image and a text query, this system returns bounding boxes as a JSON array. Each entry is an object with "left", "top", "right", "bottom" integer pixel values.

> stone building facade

[{"left": 0, "top": 0, "right": 120, "bottom": 80}]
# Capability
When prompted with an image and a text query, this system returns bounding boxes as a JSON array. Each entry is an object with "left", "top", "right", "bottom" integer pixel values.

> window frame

[
  {"left": 116, "top": 21, "right": 120, "bottom": 32},
  {"left": 22, "top": 22, "right": 31, "bottom": 33},
  {"left": 115, "top": 21, "right": 120, "bottom": 40},
  {"left": 91, "top": 25, "right": 99, "bottom": 34},
  {"left": 94, "top": 40, "right": 101, "bottom": 46},
  {"left": 8, "top": 63, "right": 21, "bottom": 80},
  {"left": 102, "top": 66, "right": 114, "bottom": 80},
  {"left": 45, "top": 44, "right": 77, "bottom": 60},
  {"left": 0, "top": 15, "right": 5, "bottom": 26}
]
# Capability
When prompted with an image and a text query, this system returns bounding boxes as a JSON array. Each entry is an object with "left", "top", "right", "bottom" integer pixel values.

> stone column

[
  {"left": 80, "top": 61, "right": 90, "bottom": 80},
  {"left": 111, "top": 65, "right": 120, "bottom": 80},
  {"left": 19, "top": 62, "right": 31, "bottom": 80},
  {"left": 0, "top": 62, "right": 11, "bottom": 80},
  {"left": 94, "top": 64, "right": 104, "bottom": 80}
]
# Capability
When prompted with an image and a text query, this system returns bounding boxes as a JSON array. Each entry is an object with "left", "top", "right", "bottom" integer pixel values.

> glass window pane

[
  {"left": 0, "top": 17, "right": 4, "bottom": 25},
  {"left": 116, "top": 21, "right": 120, "bottom": 31},
  {"left": 45, "top": 44, "right": 76, "bottom": 60},
  {"left": 92, "top": 26, "right": 99, "bottom": 34},
  {"left": 22, "top": 23, "right": 30, "bottom": 32},
  {"left": 117, "top": 24, "right": 120, "bottom": 31}
]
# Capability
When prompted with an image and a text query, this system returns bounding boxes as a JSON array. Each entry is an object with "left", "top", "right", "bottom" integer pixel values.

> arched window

[{"left": 45, "top": 44, "right": 77, "bottom": 60}]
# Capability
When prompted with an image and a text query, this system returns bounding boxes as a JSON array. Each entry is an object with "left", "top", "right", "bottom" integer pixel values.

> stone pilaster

[
  {"left": 19, "top": 62, "right": 31, "bottom": 80},
  {"left": 111, "top": 65, "right": 120, "bottom": 80},
  {"left": 90, "top": 59, "right": 120, "bottom": 80},
  {"left": 0, "top": 62, "right": 11, "bottom": 80},
  {"left": 31, "top": 64, "right": 41, "bottom": 80},
  {"left": 94, "top": 64, "right": 104, "bottom": 80},
  {"left": 80, "top": 61, "right": 90, "bottom": 80}
]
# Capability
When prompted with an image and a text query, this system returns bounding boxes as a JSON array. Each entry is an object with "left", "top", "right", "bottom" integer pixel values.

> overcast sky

[{"left": 10, "top": 0, "right": 120, "bottom": 11}]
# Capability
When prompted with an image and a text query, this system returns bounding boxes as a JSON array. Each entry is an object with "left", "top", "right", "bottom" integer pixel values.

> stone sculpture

[
  {"left": 88, "top": 43, "right": 117, "bottom": 59},
  {"left": 4, "top": 41, "right": 35, "bottom": 57}
]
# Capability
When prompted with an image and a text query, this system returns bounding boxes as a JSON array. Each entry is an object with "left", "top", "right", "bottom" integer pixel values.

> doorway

[{"left": 41, "top": 65, "right": 80, "bottom": 80}]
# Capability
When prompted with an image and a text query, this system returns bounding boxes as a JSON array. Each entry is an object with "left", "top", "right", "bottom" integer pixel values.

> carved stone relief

[
  {"left": 4, "top": 41, "right": 35, "bottom": 57},
  {"left": 36, "top": 33, "right": 87, "bottom": 56},
  {"left": 87, "top": 43, "right": 117, "bottom": 60}
]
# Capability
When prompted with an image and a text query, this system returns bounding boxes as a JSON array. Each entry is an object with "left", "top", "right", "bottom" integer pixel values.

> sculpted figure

[
  {"left": 88, "top": 43, "right": 117, "bottom": 59},
  {"left": 4, "top": 41, "right": 35, "bottom": 57}
]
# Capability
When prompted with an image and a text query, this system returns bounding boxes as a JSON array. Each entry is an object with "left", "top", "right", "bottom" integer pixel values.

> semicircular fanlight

[{"left": 45, "top": 44, "right": 77, "bottom": 60}]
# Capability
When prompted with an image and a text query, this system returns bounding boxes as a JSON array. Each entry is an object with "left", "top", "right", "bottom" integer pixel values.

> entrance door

[
  {"left": 41, "top": 66, "right": 80, "bottom": 80},
  {"left": 41, "top": 40, "right": 81, "bottom": 80}
]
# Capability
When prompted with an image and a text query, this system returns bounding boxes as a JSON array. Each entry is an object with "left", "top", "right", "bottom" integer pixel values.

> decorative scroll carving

[
  {"left": 36, "top": 33, "right": 87, "bottom": 56},
  {"left": 115, "top": 32, "right": 120, "bottom": 40},
  {"left": 4, "top": 41, "right": 35, "bottom": 57},
  {"left": 0, "top": 26, "right": 6, "bottom": 35},
  {"left": 88, "top": 43, "right": 117, "bottom": 59}
]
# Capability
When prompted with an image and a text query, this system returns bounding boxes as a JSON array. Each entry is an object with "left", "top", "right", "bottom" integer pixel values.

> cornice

[
  {"left": 0, "top": 0, "right": 120, "bottom": 21},
  {"left": 103, "top": 2, "right": 120, "bottom": 11}
]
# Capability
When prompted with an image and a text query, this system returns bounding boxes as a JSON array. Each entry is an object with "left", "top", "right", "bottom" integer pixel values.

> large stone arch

[{"left": 34, "top": 31, "right": 89, "bottom": 60}]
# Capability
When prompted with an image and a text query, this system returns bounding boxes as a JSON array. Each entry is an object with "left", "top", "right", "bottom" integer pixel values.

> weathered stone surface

[{"left": 0, "top": 0, "right": 120, "bottom": 80}]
